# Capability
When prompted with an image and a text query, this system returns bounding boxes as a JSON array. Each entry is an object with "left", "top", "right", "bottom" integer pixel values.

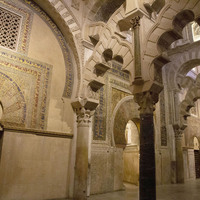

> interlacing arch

[
  {"left": 162, "top": 42, "right": 200, "bottom": 129},
  {"left": 179, "top": 73, "right": 200, "bottom": 128},
  {"left": 83, "top": 20, "right": 134, "bottom": 97},
  {"left": 144, "top": 1, "right": 200, "bottom": 75},
  {"left": 166, "top": 42, "right": 200, "bottom": 91},
  {"left": 140, "top": 0, "right": 200, "bottom": 130}
]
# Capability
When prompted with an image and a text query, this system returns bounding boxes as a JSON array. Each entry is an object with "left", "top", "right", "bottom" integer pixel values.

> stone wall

[
  {"left": 0, "top": 0, "right": 74, "bottom": 133},
  {"left": 185, "top": 117, "right": 200, "bottom": 147},
  {"left": 0, "top": 130, "right": 72, "bottom": 200},
  {"left": 0, "top": 1, "right": 75, "bottom": 199},
  {"left": 123, "top": 145, "right": 139, "bottom": 185},
  {"left": 90, "top": 145, "right": 124, "bottom": 194}
]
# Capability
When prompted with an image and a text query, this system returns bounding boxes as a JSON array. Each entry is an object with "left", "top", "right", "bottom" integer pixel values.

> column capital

[
  {"left": 75, "top": 107, "right": 95, "bottom": 127},
  {"left": 134, "top": 91, "right": 158, "bottom": 115},
  {"left": 71, "top": 98, "right": 98, "bottom": 127},
  {"left": 173, "top": 124, "right": 183, "bottom": 140},
  {"left": 130, "top": 16, "right": 140, "bottom": 29}
]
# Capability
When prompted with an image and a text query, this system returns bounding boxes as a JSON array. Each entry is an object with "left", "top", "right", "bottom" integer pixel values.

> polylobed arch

[
  {"left": 156, "top": 9, "right": 195, "bottom": 61},
  {"left": 179, "top": 73, "right": 200, "bottom": 128},
  {"left": 85, "top": 34, "right": 133, "bottom": 73},
  {"left": 165, "top": 42, "right": 200, "bottom": 91},
  {"left": 144, "top": 1, "right": 200, "bottom": 77}
]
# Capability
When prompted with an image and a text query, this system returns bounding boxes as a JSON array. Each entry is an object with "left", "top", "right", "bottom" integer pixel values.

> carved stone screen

[{"left": 0, "top": 7, "right": 21, "bottom": 51}]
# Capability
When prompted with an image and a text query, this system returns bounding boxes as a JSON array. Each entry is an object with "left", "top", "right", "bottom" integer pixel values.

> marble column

[
  {"left": 135, "top": 92, "right": 158, "bottom": 200},
  {"left": 72, "top": 104, "right": 95, "bottom": 200},
  {"left": 130, "top": 16, "right": 143, "bottom": 84},
  {"left": 174, "top": 128, "right": 184, "bottom": 183}
]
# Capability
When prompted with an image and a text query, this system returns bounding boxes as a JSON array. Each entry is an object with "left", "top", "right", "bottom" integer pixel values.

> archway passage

[
  {"left": 194, "top": 137, "right": 200, "bottom": 178},
  {"left": 113, "top": 97, "right": 140, "bottom": 147},
  {"left": 112, "top": 96, "right": 140, "bottom": 190},
  {"left": 123, "top": 120, "right": 140, "bottom": 186}
]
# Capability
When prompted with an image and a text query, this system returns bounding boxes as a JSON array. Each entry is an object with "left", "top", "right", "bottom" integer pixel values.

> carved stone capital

[
  {"left": 75, "top": 107, "right": 95, "bottom": 127},
  {"left": 134, "top": 91, "right": 158, "bottom": 114},
  {"left": 71, "top": 98, "right": 98, "bottom": 127},
  {"left": 174, "top": 129, "right": 183, "bottom": 140},
  {"left": 130, "top": 16, "right": 140, "bottom": 29},
  {"left": 173, "top": 124, "right": 183, "bottom": 140}
]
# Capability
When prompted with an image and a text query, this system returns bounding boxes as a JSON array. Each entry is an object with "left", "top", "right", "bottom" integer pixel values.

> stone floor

[
  {"left": 89, "top": 179, "right": 200, "bottom": 200},
  {"left": 56, "top": 179, "right": 200, "bottom": 200}
]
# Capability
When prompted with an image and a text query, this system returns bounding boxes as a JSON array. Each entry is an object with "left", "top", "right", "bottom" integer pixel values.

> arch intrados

[
  {"left": 153, "top": 10, "right": 196, "bottom": 70},
  {"left": 178, "top": 59, "right": 200, "bottom": 76},
  {"left": 173, "top": 10, "right": 195, "bottom": 32},
  {"left": 103, "top": 49, "right": 113, "bottom": 62},
  {"left": 113, "top": 55, "right": 123, "bottom": 64}
]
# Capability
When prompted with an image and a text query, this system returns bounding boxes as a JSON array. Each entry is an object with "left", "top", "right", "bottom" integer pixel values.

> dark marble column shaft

[
  {"left": 135, "top": 92, "right": 158, "bottom": 200},
  {"left": 140, "top": 113, "right": 156, "bottom": 200}
]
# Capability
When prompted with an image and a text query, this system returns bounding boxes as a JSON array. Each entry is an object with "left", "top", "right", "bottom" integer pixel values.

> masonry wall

[
  {"left": 0, "top": 1, "right": 75, "bottom": 199},
  {"left": 0, "top": 131, "right": 71, "bottom": 200}
]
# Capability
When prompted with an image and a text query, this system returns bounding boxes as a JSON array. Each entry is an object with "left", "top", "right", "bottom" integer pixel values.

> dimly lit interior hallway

[{"left": 1, "top": 0, "right": 200, "bottom": 200}]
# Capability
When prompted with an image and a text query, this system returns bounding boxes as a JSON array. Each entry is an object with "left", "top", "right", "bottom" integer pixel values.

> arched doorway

[
  {"left": 123, "top": 120, "right": 140, "bottom": 185},
  {"left": 111, "top": 95, "right": 140, "bottom": 188},
  {"left": 194, "top": 137, "right": 200, "bottom": 178}
]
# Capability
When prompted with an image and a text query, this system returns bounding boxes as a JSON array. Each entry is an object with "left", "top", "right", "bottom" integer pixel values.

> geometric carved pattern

[
  {"left": 109, "top": 61, "right": 129, "bottom": 81},
  {"left": 160, "top": 91, "right": 167, "bottom": 146},
  {"left": 93, "top": 61, "right": 130, "bottom": 141},
  {"left": 160, "top": 91, "right": 165, "bottom": 127},
  {"left": 0, "top": 7, "right": 21, "bottom": 51},
  {"left": 0, "top": 72, "right": 26, "bottom": 127},
  {"left": 0, "top": 49, "right": 52, "bottom": 129},
  {"left": 93, "top": 86, "right": 106, "bottom": 140},
  {"left": 161, "top": 126, "right": 167, "bottom": 146},
  {"left": 0, "top": 0, "right": 33, "bottom": 55}
]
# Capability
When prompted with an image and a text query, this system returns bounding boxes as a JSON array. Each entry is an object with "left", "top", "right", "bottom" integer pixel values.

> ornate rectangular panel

[
  {"left": 0, "top": 1, "right": 33, "bottom": 54},
  {"left": 0, "top": 49, "right": 52, "bottom": 129},
  {"left": 93, "top": 61, "right": 130, "bottom": 142},
  {"left": 0, "top": 7, "right": 21, "bottom": 51}
]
